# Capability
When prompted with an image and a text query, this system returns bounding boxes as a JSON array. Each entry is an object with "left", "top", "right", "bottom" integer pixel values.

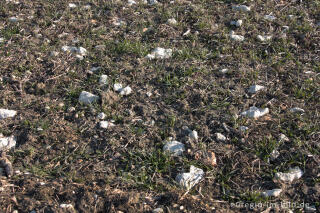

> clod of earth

[
  {"left": 275, "top": 167, "right": 303, "bottom": 183},
  {"left": 261, "top": 189, "right": 282, "bottom": 197},
  {"left": 176, "top": 165, "right": 204, "bottom": 190},
  {"left": 248, "top": 85, "right": 265, "bottom": 94},
  {"left": 240, "top": 106, "right": 269, "bottom": 118},
  {"left": 230, "top": 31, "right": 244, "bottom": 41},
  {"left": 0, "top": 109, "right": 17, "bottom": 120},
  {"left": 79, "top": 91, "right": 99, "bottom": 105},
  {"left": 163, "top": 139, "right": 185, "bottom": 156},
  {"left": 232, "top": 5, "right": 251, "bottom": 12},
  {"left": 145, "top": 47, "right": 173, "bottom": 59}
]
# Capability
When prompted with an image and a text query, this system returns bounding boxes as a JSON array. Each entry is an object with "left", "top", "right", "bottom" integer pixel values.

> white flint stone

[
  {"left": 0, "top": 109, "right": 17, "bottom": 119},
  {"left": 241, "top": 106, "right": 269, "bottom": 118},
  {"left": 97, "top": 112, "right": 106, "bottom": 120},
  {"left": 279, "top": 134, "right": 289, "bottom": 142},
  {"left": 0, "top": 135, "right": 16, "bottom": 151},
  {"left": 79, "top": 91, "right": 99, "bottom": 105},
  {"left": 290, "top": 107, "right": 305, "bottom": 113},
  {"left": 163, "top": 140, "right": 185, "bottom": 156},
  {"left": 270, "top": 149, "right": 280, "bottom": 160},
  {"left": 146, "top": 47, "right": 172, "bottom": 59},
  {"left": 189, "top": 130, "right": 198, "bottom": 142},
  {"left": 264, "top": 15, "right": 276, "bottom": 21},
  {"left": 167, "top": 18, "right": 177, "bottom": 25},
  {"left": 78, "top": 47, "right": 87, "bottom": 56},
  {"left": 100, "top": 121, "right": 114, "bottom": 129},
  {"left": 119, "top": 86, "right": 132, "bottom": 96},
  {"left": 60, "top": 204, "right": 73, "bottom": 209},
  {"left": 113, "top": 83, "right": 123, "bottom": 92},
  {"left": 232, "top": 5, "right": 251, "bottom": 12},
  {"left": 220, "top": 68, "right": 229, "bottom": 74},
  {"left": 230, "top": 20, "right": 243, "bottom": 27},
  {"left": 99, "top": 75, "right": 108, "bottom": 85},
  {"left": 230, "top": 31, "right": 244, "bottom": 41},
  {"left": 215, "top": 133, "right": 226, "bottom": 142},
  {"left": 275, "top": 167, "right": 303, "bottom": 183},
  {"left": 69, "top": 3, "right": 77, "bottom": 8},
  {"left": 257, "top": 35, "right": 272, "bottom": 42},
  {"left": 261, "top": 189, "right": 282, "bottom": 197},
  {"left": 153, "top": 208, "right": 164, "bottom": 213},
  {"left": 248, "top": 85, "right": 265, "bottom": 94},
  {"left": 128, "top": 0, "right": 136, "bottom": 6},
  {"left": 305, "top": 205, "right": 317, "bottom": 212},
  {"left": 176, "top": 165, "right": 204, "bottom": 190}
]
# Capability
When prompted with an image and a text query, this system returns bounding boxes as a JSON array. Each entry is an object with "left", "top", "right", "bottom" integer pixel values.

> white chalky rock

[
  {"left": 290, "top": 107, "right": 305, "bottom": 113},
  {"left": 128, "top": 0, "right": 136, "bottom": 6},
  {"left": 257, "top": 35, "right": 272, "bottom": 42},
  {"left": 176, "top": 165, "right": 204, "bottom": 190},
  {"left": 220, "top": 68, "right": 229, "bottom": 74},
  {"left": 113, "top": 83, "right": 123, "bottom": 92},
  {"left": 146, "top": 47, "right": 172, "bottom": 59},
  {"left": 9, "top": 17, "right": 19, "bottom": 22},
  {"left": 60, "top": 204, "right": 73, "bottom": 209},
  {"left": 261, "top": 189, "right": 282, "bottom": 197},
  {"left": 153, "top": 208, "right": 164, "bottom": 213},
  {"left": 230, "top": 20, "right": 243, "bottom": 27},
  {"left": 163, "top": 140, "right": 185, "bottom": 156},
  {"left": 279, "top": 134, "right": 289, "bottom": 142},
  {"left": 0, "top": 135, "right": 16, "bottom": 151},
  {"left": 189, "top": 130, "right": 198, "bottom": 142},
  {"left": 99, "top": 121, "right": 114, "bottom": 129},
  {"left": 232, "top": 5, "right": 251, "bottom": 12},
  {"left": 230, "top": 31, "right": 244, "bottom": 41},
  {"left": 99, "top": 75, "right": 108, "bottom": 85},
  {"left": 144, "top": 0, "right": 158, "bottom": 5},
  {"left": 119, "top": 86, "right": 132, "bottom": 96},
  {"left": 270, "top": 149, "right": 280, "bottom": 160},
  {"left": 79, "top": 91, "right": 99, "bottom": 105},
  {"left": 215, "top": 133, "right": 226, "bottom": 142},
  {"left": 241, "top": 106, "right": 269, "bottom": 118},
  {"left": 275, "top": 167, "right": 303, "bottom": 183},
  {"left": 264, "top": 15, "right": 276, "bottom": 21},
  {"left": 69, "top": 3, "right": 77, "bottom": 8},
  {"left": 0, "top": 109, "right": 17, "bottom": 120},
  {"left": 167, "top": 18, "right": 177, "bottom": 25},
  {"left": 78, "top": 47, "right": 87, "bottom": 56},
  {"left": 97, "top": 112, "right": 106, "bottom": 120},
  {"left": 248, "top": 85, "right": 265, "bottom": 94}
]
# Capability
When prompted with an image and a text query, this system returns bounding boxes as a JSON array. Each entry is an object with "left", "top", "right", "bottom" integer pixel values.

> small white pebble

[
  {"left": 248, "top": 85, "right": 265, "bottom": 94},
  {"left": 232, "top": 5, "right": 251, "bottom": 12},
  {"left": 290, "top": 107, "right": 305, "bottom": 113},
  {"left": 128, "top": 0, "right": 136, "bottom": 6},
  {"left": 60, "top": 204, "right": 73, "bottom": 209},
  {"left": 0, "top": 38, "right": 4, "bottom": 43},
  {"left": 264, "top": 15, "right": 276, "bottom": 21},
  {"left": 189, "top": 130, "right": 198, "bottom": 142},
  {"left": 230, "top": 31, "right": 244, "bottom": 41},
  {"left": 220, "top": 68, "right": 229, "bottom": 74},
  {"left": 270, "top": 149, "right": 280, "bottom": 160},
  {"left": 146, "top": 91, "right": 152, "bottom": 97},
  {"left": 261, "top": 189, "right": 282, "bottom": 197},
  {"left": 119, "top": 86, "right": 132, "bottom": 96},
  {"left": 99, "top": 75, "right": 108, "bottom": 85},
  {"left": 83, "top": 4, "right": 91, "bottom": 10},
  {"left": 9, "top": 17, "right": 19, "bottom": 22},
  {"left": 279, "top": 134, "right": 289, "bottom": 142},
  {"left": 113, "top": 83, "right": 123, "bottom": 92},
  {"left": 167, "top": 18, "right": 177, "bottom": 25},
  {"left": 230, "top": 20, "right": 243, "bottom": 27},
  {"left": 275, "top": 167, "right": 303, "bottom": 183},
  {"left": 239, "top": 126, "right": 249, "bottom": 132},
  {"left": 215, "top": 133, "right": 226, "bottom": 142},
  {"left": 69, "top": 3, "right": 77, "bottom": 8},
  {"left": 257, "top": 35, "right": 272, "bottom": 42},
  {"left": 97, "top": 112, "right": 106, "bottom": 120},
  {"left": 100, "top": 121, "right": 111, "bottom": 129}
]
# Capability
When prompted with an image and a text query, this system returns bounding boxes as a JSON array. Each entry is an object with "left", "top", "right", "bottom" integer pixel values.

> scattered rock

[
  {"left": 50, "top": 51, "right": 59, "bottom": 56},
  {"left": 240, "top": 106, "right": 269, "bottom": 118},
  {"left": 113, "top": 83, "right": 123, "bottom": 92},
  {"left": 90, "top": 67, "right": 101, "bottom": 72},
  {"left": 264, "top": 15, "right": 276, "bottom": 21},
  {"left": 239, "top": 126, "right": 249, "bottom": 132},
  {"left": 113, "top": 18, "right": 126, "bottom": 26},
  {"left": 232, "top": 5, "right": 251, "bottom": 12},
  {"left": 144, "top": 0, "right": 158, "bottom": 5},
  {"left": 305, "top": 205, "right": 317, "bottom": 212},
  {"left": 230, "top": 20, "right": 243, "bottom": 27},
  {"left": 230, "top": 31, "right": 244, "bottom": 41},
  {"left": 167, "top": 18, "right": 177, "bottom": 25},
  {"left": 289, "top": 107, "right": 305, "bottom": 113},
  {"left": 113, "top": 84, "right": 132, "bottom": 96},
  {"left": 279, "top": 134, "right": 289, "bottom": 142},
  {"left": 146, "top": 47, "right": 172, "bottom": 59},
  {"left": 78, "top": 91, "right": 99, "bottom": 105},
  {"left": 8, "top": 17, "right": 19, "bottom": 22},
  {"left": 215, "top": 133, "right": 226, "bottom": 142},
  {"left": 0, "top": 152, "right": 13, "bottom": 177},
  {"left": 275, "top": 167, "right": 303, "bottom": 183},
  {"left": 0, "top": 109, "right": 17, "bottom": 120},
  {"left": 163, "top": 139, "right": 185, "bottom": 156},
  {"left": 248, "top": 85, "right": 265, "bottom": 94},
  {"left": 202, "top": 151, "right": 217, "bottom": 167},
  {"left": 261, "top": 189, "right": 282, "bottom": 197},
  {"left": 220, "top": 68, "right": 229, "bottom": 74},
  {"left": 176, "top": 165, "right": 204, "bottom": 190},
  {"left": 257, "top": 35, "right": 272, "bottom": 42},
  {"left": 61, "top": 46, "right": 87, "bottom": 56},
  {"left": 60, "top": 204, "right": 74, "bottom": 209},
  {"left": 99, "top": 75, "right": 108, "bottom": 86},
  {"left": 0, "top": 135, "right": 16, "bottom": 151},
  {"left": 95, "top": 45, "right": 106, "bottom": 51},
  {"left": 153, "top": 208, "right": 164, "bottom": 213}
]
